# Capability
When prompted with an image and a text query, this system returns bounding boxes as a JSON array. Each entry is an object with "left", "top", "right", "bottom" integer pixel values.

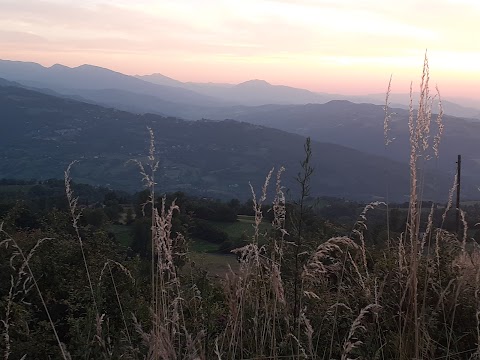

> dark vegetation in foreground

[{"left": 2, "top": 167, "right": 480, "bottom": 359}]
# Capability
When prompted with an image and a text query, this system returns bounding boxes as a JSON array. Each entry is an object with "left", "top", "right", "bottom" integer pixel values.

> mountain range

[
  {"left": 0, "top": 60, "right": 226, "bottom": 107},
  {"left": 1, "top": 79, "right": 472, "bottom": 201},
  {"left": 210, "top": 101, "right": 480, "bottom": 181},
  {"left": 1, "top": 59, "right": 479, "bottom": 120}
]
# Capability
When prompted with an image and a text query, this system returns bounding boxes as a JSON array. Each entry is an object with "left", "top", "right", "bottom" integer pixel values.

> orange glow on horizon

[{"left": 0, "top": 0, "right": 479, "bottom": 100}]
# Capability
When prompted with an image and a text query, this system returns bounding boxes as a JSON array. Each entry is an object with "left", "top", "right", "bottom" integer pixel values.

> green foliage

[
  {"left": 131, "top": 217, "right": 151, "bottom": 257},
  {"left": 3, "top": 178, "right": 480, "bottom": 359},
  {"left": 0, "top": 223, "right": 143, "bottom": 359},
  {"left": 81, "top": 208, "right": 108, "bottom": 228},
  {"left": 191, "top": 219, "right": 228, "bottom": 244}
]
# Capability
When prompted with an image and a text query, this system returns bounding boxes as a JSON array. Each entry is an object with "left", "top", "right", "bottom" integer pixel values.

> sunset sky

[{"left": 0, "top": 0, "right": 479, "bottom": 98}]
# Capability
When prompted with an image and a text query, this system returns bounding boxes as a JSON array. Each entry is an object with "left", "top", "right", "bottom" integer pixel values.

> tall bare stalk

[
  {"left": 397, "top": 51, "right": 445, "bottom": 359},
  {"left": 131, "top": 128, "right": 202, "bottom": 359},
  {"left": 0, "top": 226, "right": 69, "bottom": 360},
  {"left": 65, "top": 162, "right": 98, "bottom": 314},
  {"left": 293, "top": 137, "right": 314, "bottom": 358},
  {"left": 218, "top": 167, "right": 289, "bottom": 359},
  {"left": 383, "top": 75, "right": 395, "bottom": 248}
]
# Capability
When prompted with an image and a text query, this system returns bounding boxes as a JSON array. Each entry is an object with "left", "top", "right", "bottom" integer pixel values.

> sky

[{"left": 0, "top": 0, "right": 479, "bottom": 98}]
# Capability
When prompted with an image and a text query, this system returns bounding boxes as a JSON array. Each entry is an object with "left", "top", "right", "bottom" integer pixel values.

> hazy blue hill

[
  {"left": 0, "top": 75, "right": 212, "bottom": 119},
  {"left": 223, "top": 79, "right": 330, "bottom": 105},
  {"left": 0, "top": 77, "right": 23, "bottom": 87},
  {"left": 0, "top": 82, "right": 466, "bottom": 201},
  {"left": 137, "top": 71, "right": 480, "bottom": 118},
  {"left": 366, "top": 92, "right": 480, "bottom": 119},
  {"left": 0, "top": 60, "right": 47, "bottom": 79},
  {"left": 439, "top": 101, "right": 480, "bottom": 120},
  {"left": 135, "top": 73, "right": 184, "bottom": 87},
  {"left": 139, "top": 75, "right": 334, "bottom": 105},
  {"left": 3, "top": 59, "right": 478, "bottom": 121},
  {"left": 0, "top": 59, "right": 227, "bottom": 107},
  {"left": 220, "top": 100, "right": 480, "bottom": 181},
  {"left": 59, "top": 87, "right": 217, "bottom": 118}
]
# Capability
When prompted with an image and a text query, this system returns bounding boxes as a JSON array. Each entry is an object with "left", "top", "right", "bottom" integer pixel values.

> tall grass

[
  {"left": 0, "top": 227, "right": 69, "bottom": 360},
  {"left": 130, "top": 128, "right": 204, "bottom": 359}
]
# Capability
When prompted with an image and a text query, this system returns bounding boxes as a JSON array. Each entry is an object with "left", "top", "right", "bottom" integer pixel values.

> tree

[
  {"left": 292, "top": 137, "right": 314, "bottom": 330},
  {"left": 125, "top": 208, "right": 134, "bottom": 224}
]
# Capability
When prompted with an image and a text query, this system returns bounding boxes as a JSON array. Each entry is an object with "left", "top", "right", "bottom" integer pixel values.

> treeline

[
  {"left": 2, "top": 175, "right": 480, "bottom": 358},
  {"left": 0, "top": 179, "right": 353, "bottom": 256},
  {"left": 2, "top": 178, "right": 480, "bottom": 259}
]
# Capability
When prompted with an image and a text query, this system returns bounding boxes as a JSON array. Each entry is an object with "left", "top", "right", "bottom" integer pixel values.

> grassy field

[
  {"left": 188, "top": 238, "right": 221, "bottom": 253},
  {"left": 108, "top": 224, "right": 133, "bottom": 247},
  {"left": 109, "top": 215, "right": 260, "bottom": 275},
  {"left": 210, "top": 214, "right": 271, "bottom": 240},
  {"left": 237, "top": 214, "right": 256, "bottom": 222},
  {"left": 109, "top": 224, "right": 238, "bottom": 276},
  {"left": 109, "top": 214, "right": 271, "bottom": 250},
  {"left": 186, "top": 252, "right": 239, "bottom": 277}
]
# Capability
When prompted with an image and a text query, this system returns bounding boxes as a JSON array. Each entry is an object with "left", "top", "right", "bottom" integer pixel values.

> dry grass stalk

[
  {"left": 474, "top": 268, "right": 480, "bottom": 358},
  {"left": 0, "top": 225, "right": 70, "bottom": 360},
  {"left": 459, "top": 209, "right": 468, "bottom": 255},
  {"left": 383, "top": 74, "right": 395, "bottom": 147},
  {"left": 97, "top": 260, "right": 136, "bottom": 352},
  {"left": 436, "top": 174, "right": 458, "bottom": 268},
  {"left": 398, "top": 51, "right": 446, "bottom": 359},
  {"left": 130, "top": 128, "right": 203, "bottom": 360},
  {"left": 218, "top": 168, "right": 290, "bottom": 359},
  {"left": 65, "top": 161, "right": 98, "bottom": 313},
  {"left": 352, "top": 201, "right": 385, "bottom": 282},
  {"left": 95, "top": 314, "right": 113, "bottom": 357},
  {"left": 383, "top": 77, "right": 395, "bottom": 250},
  {"left": 420, "top": 203, "right": 435, "bottom": 255},
  {"left": 129, "top": 127, "right": 159, "bottom": 309},
  {"left": 341, "top": 304, "right": 381, "bottom": 360},
  {"left": 433, "top": 86, "right": 444, "bottom": 159},
  {"left": 302, "top": 236, "right": 358, "bottom": 284}
]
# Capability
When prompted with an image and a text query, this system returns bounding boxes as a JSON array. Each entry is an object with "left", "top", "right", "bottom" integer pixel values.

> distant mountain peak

[
  {"left": 76, "top": 64, "right": 96, "bottom": 69},
  {"left": 50, "top": 63, "right": 69, "bottom": 69},
  {"left": 75, "top": 64, "right": 114, "bottom": 72},
  {"left": 140, "top": 72, "right": 176, "bottom": 80},
  {"left": 135, "top": 72, "right": 183, "bottom": 87},
  {"left": 236, "top": 79, "right": 271, "bottom": 87},
  {"left": 325, "top": 99, "right": 355, "bottom": 106}
]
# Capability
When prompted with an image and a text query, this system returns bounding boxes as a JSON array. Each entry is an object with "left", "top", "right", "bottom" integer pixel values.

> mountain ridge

[
  {"left": 0, "top": 59, "right": 228, "bottom": 107},
  {"left": 1, "top": 80, "right": 469, "bottom": 201},
  {"left": 2, "top": 59, "right": 479, "bottom": 119}
]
